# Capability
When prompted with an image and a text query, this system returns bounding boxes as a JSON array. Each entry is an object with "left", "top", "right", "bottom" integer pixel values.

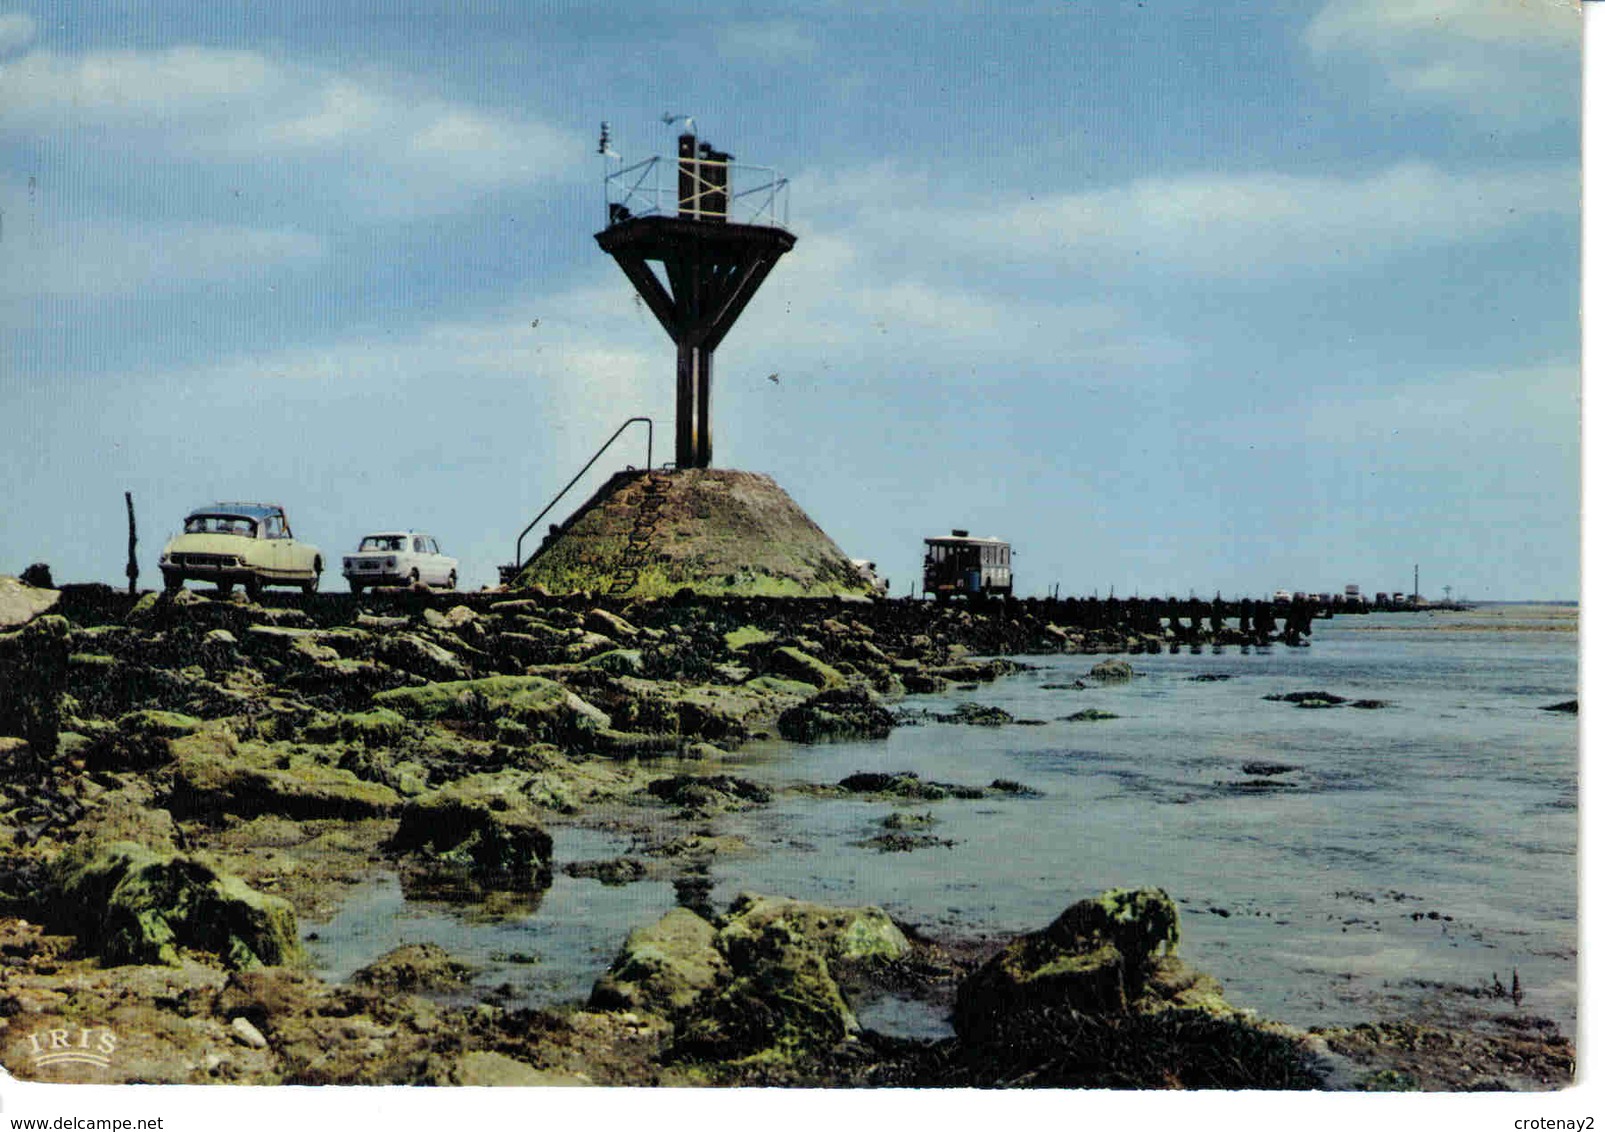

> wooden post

[{"left": 124, "top": 491, "right": 138, "bottom": 594}]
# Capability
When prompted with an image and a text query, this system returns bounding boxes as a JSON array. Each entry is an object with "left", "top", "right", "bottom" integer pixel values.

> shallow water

[{"left": 306, "top": 606, "right": 1578, "bottom": 1035}]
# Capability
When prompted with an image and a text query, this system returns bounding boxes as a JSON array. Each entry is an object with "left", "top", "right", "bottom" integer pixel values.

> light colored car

[
  {"left": 343, "top": 532, "right": 458, "bottom": 593},
  {"left": 159, "top": 502, "right": 323, "bottom": 598}
]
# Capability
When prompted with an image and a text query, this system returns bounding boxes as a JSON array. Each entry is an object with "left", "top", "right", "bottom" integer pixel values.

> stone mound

[{"left": 512, "top": 469, "right": 872, "bottom": 599}]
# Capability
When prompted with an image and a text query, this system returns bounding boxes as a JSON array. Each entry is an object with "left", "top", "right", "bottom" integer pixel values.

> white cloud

[
  {"left": 0, "top": 11, "right": 37, "bottom": 54},
  {"left": 1306, "top": 0, "right": 1579, "bottom": 121},
  {"left": 0, "top": 183, "right": 324, "bottom": 299},
  {"left": 977, "top": 162, "right": 1574, "bottom": 275},
  {"left": 0, "top": 47, "right": 581, "bottom": 214},
  {"left": 801, "top": 160, "right": 1573, "bottom": 280}
]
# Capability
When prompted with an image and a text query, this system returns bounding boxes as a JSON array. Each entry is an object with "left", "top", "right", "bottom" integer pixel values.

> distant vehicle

[
  {"left": 1392, "top": 592, "right": 1407, "bottom": 605},
  {"left": 851, "top": 559, "right": 890, "bottom": 598},
  {"left": 1343, "top": 583, "right": 1363, "bottom": 608},
  {"left": 343, "top": 532, "right": 458, "bottom": 593},
  {"left": 923, "top": 529, "right": 1012, "bottom": 601},
  {"left": 1272, "top": 590, "right": 1293, "bottom": 605},
  {"left": 159, "top": 502, "right": 322, "bottom": 599}
]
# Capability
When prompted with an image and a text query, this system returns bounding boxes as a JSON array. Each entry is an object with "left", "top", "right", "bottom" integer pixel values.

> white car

[{"left": 343, "top": 532, "right": 458, "bottom": 593}]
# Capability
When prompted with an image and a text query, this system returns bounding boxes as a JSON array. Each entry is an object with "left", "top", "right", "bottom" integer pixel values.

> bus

[{"left": 923, "top": 530, "right": 1012, "bottom": 600}]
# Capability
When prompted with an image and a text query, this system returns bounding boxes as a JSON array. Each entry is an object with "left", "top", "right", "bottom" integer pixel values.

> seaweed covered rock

[
  {"left": 591, "top": 894, "right": 909, "bottom": 1066},
  {"left": 953, "top": 887, "right": 1180, "bottom": 1043},
  {"left": 351, "top": 943, "right": 475, "bottom": 992},
  {"left": 372, "top": 675, "right": 609, "bottom": 744},
  {"left": 590, "top": 907, "right": 730, "bottom": 1015},
  {"left": 84, "top": 709, "right": 203, "bottom": 771},
  {"left": 169, "top": 734, "right": 402, "bottom": 821},
  {"left": 388, "top": 777, "right": 555, "bottom": 894},
  {"left": 50, "top": 839, "right": 303, "bottom": 969},
  {"left": 646, "top": 774, "right": 772, "bottom": 814},
  {"left": 766, "top": 646, "right": 846, "bottom": 690},
  {"left": 672, "top": 895, "right": 909, "bottom": 1063},
  {"left": 718, "top": 894, "right": 911, "bottom": 966},
  {"left": 776, "top": 687, "right": 896, "bottom": 743},
  {"left": 0, "top": 614, "right": 70, "bottom": 759},
  {"left": 1088, "top": 659, "right": 1134, "bottom": 682}
]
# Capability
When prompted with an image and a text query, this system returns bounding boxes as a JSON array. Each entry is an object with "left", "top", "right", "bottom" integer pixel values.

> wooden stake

[{"left": 125, "top": 491, "right": 138, "bottom": 595}]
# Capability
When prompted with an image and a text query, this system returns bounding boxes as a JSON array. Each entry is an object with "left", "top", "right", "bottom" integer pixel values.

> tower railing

[
  {"left": 604, "top": 156, "right": 790, "bottom": 229},
  {"left": 501, "top": 417, "right": 655, "bottom": 584}
]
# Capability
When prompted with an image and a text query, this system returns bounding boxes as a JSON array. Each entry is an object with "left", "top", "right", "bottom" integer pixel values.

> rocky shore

[{"left": 0, "top": 576, "right": 1574, "bottom": 1089}]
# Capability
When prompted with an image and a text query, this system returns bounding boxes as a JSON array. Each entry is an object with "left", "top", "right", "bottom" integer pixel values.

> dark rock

[
  {"left": 1089, "top": 659, "right": 1134, "bottom": 682},
  {"left": 837, "top": 771, "right": 948, "bottom": 800},
  {"left": 777, "top": 687, "right": 895, "bottom": 743},
  {"left": 388, "top": 782, "right": 554, "bottom": 892},
  {"left": 953, "top": 887, "right": 1182, "bottom": 1044},
  {"left": 647, "top": 775, "right": 772, "bottom": 814},
  {"left": 1241, "top": 761, "right": 1297, "bottom": 777},
  {"left": 563, "top": 857, "right": 649, "bottom": 886},
  {"left": 1061, "top": 709, "right": 1119, "bottom": 722},
  {"left": 351, "top": 943, "right": 474, "bottom": 992},
  {"left": 1263, "top": 690, "right": 1347, "bottom": 705},
  {"left": 854, "top": 832, "right": 955, "bottom": 853},
  {"left": 934, "top": 702, "right": 1014, "bottom": 726}
]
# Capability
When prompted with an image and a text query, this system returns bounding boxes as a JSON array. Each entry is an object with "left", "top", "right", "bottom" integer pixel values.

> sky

[{"left": 0, "top": 0, "right": 1582, "bottom": 600}]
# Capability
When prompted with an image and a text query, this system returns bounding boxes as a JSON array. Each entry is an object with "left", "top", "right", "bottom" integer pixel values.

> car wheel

[
  {"left": 244, "top": 575, "right": 263, "bottom": 602},
  {"left": 349, "top": 581, "right": 365, "bottom": 595},
  {"left": 301, "top": 560, "right": 321, "bottom": 595},
  {"left": 216, "top": 581, "right": 235, "bottom": 596},
  {"left": 162, "top": 570, "right": 183, "bottom": 594},
  {"left": 446, "top": 570, "right": 457, "bottom": 591}
]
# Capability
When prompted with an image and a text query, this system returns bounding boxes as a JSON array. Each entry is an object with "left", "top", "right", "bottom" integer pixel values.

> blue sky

[{"left": 0, "top": 0, "right": 1581, "bottom": 599}]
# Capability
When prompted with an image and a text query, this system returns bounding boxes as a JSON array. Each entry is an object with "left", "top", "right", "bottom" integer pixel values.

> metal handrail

[{"left": 510, "top": 417, "right": 654, "bottom": 573}]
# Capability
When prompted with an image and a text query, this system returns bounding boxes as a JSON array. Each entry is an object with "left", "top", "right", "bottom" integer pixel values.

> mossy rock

[
  {"left": 718, "top": 893, "right": 910, "bottom": 967},
  {"left": 169, "top": 734, "right": 402, "bottom": 820},
  {"left": 583, "top": 649, "right": 645, "bottom": 676},
  {"left": 373, "top": 675, "right": 609, "bottom": 742},
  {"left": 351, "top": 943, "right": 475, "bottom": 992},
  {"left": 388, "top": 777, "right": 554, "bottom": 890},
  {"left": 590, "top": 907, "right": 730, "bottom": 1016},
  {"left": 672, "top": 937, "right": 854, "bottom": 1064},
  {"left": 954, "top": 887, "right": 1181, "bottom": 1043},
  {"left": 1088, "top": 659, "right": 1134, "bottom": 682},
  {"left": 776, "top": 687, "right": 895, "bottom": 743},
  {"left": 723, "top": 625, "right": 774, "bottom": 652},
  {"left": 117, "top": 710, "right": 205, "bottom": 738},
  {"left": 302, "top": 707, "right": 413, "bottom": 746},
  {"left": 767, "top": 646, "right": 846, "bottom": 690},
  {"left": 50, "top": 840, "right": 303, "bottom": 969}
]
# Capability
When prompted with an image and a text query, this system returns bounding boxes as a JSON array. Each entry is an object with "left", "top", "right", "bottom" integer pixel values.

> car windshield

[
  {"left": 360, "top": 536, "right": 406, "bottom": 552},
  {"left": 185, "top": 515, "right": 257, "bottom": 537}
]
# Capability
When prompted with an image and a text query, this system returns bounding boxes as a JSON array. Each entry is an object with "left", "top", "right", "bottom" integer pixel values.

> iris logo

[{"left": 23, "top": 1026, "right": 118, "bottom": 1070}]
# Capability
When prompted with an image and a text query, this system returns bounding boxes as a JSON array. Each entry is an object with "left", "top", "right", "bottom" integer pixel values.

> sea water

[{"left": 305, "top": 605, "right": 1578, "bottom": 1036}]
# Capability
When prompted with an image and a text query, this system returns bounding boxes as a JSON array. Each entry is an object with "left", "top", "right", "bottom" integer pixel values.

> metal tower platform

[{"left": 595, "top": 128, "right": 794, "bottom": 469}]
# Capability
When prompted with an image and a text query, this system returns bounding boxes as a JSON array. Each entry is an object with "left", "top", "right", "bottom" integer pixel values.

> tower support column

[{"left": 674, "top": 342, "right": 715, "bottom": 468}]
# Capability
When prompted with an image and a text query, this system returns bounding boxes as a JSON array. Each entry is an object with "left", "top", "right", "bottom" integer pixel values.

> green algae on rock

[
  {"left": 953, "top": 887, "right": 1183, "bottom": 1043},
  {"left": 373, "top": 674, "right": 609, "bottom": 742},
  {"left": 50, "top": 839, "right": 304, "bottom": 969},
  {"left": 776, "top": 686, "right": 895, "bottom": 743},
  {"left": 590, "top": 907, "right": 731, "bottom": 1015}
]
